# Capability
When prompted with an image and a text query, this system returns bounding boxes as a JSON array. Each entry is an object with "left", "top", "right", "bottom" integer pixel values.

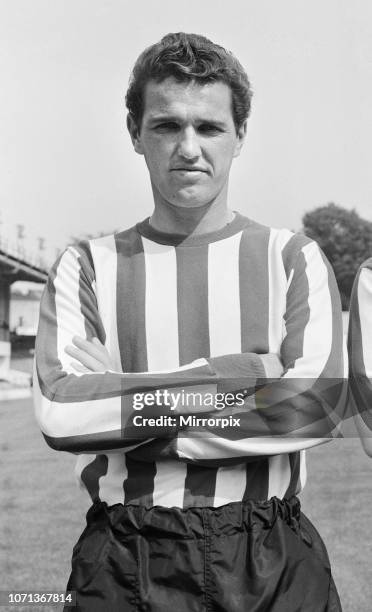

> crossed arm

[
  {"left": 33, "top": 239, "right": 347, "bottom": 459},
  {"left": 34, "top": 245, "right": 281, "bottom": 454}
]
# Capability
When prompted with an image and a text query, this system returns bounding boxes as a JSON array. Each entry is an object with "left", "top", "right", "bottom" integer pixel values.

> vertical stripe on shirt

[
  {"left": 35, "top": 256, "right": 61, "bottom": 385},
  {"left": 285, "top": 452, "right": 301, "bottom": 497},
  {"left": 183, "top": 464, "right": 216, "bottom": 507},
  {"left": 124, "top": 455, "right": 156, "bottom": 506},
  {"left": 208, "top": 231, "right": 243, "bottom": 356},
  {"left": 98, "top": 453, "right": 127, "bottom": 506},
  {"left": 242, "top": 459, "right": 269, "bottom": 500},
  {"left": 152, "top": 461, "right": 187, "bottom": 507},
  {"left": 300, "top": 243, "right": 333, "bottom": 374},
  {"left": 268, "top": 229, "right": 293, "bottom": 353},
  {"left": 213, "top": 463, "right": 247, "bottom": 506},
  {"left": 90, "top": 236, "right": 122, "bottom": 372},
  {"left": 176, "top": 245, "right": 210, "bottom": 365},
  {"left": 281, "top": 249, "right": 309, "bottom": 369},
  {"left": 54, "top": 248, "right": 87, "bottom": 374},
  {"left": 142, "top": 238, "right": 179, "bottom": 371},
  {"left": 76, "top": 244, "right": 106, "bottom": 345},
  {"left": 239, "top": 226, "right": 270, "bottom": 353},
  {"left": 80, "top": 455, "right": 108, "bottom": 503},
  {"left": 115, "top": 230, "right": 147, "bottom": 372},
  {"left": 299, "top": 450, "right": 307, "bottom": 490},
  {"left": 267, "top": 454, "right": 291, "bottom": 499}
]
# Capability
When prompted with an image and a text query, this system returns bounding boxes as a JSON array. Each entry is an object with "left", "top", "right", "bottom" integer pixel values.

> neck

[{"left": 149, "top": 185, "right": 234, "bottom": 236}]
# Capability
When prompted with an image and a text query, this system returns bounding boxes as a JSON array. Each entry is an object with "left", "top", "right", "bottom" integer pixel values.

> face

[{"left": 127, "top": 77, "right": 247, "bottom": 209}]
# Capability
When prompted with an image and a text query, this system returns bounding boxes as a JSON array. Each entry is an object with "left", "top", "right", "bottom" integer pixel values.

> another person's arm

[{"left": 348, "top": 259, "right": 372, "bottom": 456}]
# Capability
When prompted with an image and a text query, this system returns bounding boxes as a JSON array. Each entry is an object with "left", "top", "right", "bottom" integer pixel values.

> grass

[
  {"left": 302, "top": 439, "right": 372, "bottom": 611},
  {"left": 1, "top": 398, "right": 371, "bottom": 611}
]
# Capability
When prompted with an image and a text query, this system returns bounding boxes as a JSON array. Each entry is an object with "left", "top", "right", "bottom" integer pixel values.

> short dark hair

[{"left": 125, "top": 32, "right": 253, "bottom": 132}]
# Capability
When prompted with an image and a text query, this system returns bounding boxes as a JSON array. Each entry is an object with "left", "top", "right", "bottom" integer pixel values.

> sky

[{"left": 1, "top": 0, "right": 371, "bottom": 264}]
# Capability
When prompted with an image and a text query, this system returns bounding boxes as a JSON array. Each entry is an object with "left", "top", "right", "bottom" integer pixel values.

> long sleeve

[
  {"left": 348, "top": 259, "right": 372, "bottom": 451},
  {"left": 128, "top": 238, "right": 347, "bottom": 464},
  {"left": 33, "top": 244, "right": 265, "bottom": 454}
]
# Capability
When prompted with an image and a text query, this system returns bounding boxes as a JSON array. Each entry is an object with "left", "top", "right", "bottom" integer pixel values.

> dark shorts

[{"left": 65, "top": 496, "right": 341, "bottom": 612}]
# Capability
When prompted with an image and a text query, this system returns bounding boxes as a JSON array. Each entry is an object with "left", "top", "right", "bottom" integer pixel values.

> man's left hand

[{"left": 65, "top": 336, "right": 113, "bottom": 372}]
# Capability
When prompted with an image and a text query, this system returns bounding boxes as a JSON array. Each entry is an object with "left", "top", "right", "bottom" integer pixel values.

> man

[
  {"left": 348, "top": 258, "right": 372, "bottom": 456},
  {"left": 34, "top": 33, "right": 346, "bottom": 611}
]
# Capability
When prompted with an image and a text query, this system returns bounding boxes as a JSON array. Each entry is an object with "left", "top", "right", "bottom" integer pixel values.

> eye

[
  {"left": 153, "top": 121, "right": 179, "bottom": 131},
  {"left": 197, "top": 123, "right": 223, "bottom": 135}
]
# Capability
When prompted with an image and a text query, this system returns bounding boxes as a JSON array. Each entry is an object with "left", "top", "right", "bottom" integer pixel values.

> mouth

[{"left": 170, "top": 167, "right": 208, "bottom": 174}]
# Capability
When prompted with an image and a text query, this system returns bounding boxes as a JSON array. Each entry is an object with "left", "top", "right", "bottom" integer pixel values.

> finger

[
  {"left": 92, "top": 337, "right": 104, "bottom": 346},
  {"left": 72, "top": 336, "right": 107, "bottom": 362},
  {"left": 71, "top": 361, "right": 92, "bottom": 373},
  {"left": 65, "top": 345, "right": 105, "bottom": 372}
]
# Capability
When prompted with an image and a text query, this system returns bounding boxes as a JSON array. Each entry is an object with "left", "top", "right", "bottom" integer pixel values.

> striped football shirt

[
  {"left": 34, "top": 212, "right": 346, "bottom": 508},
  {"left": 348, "top": 258, "right": 372, "bottom": 435}
]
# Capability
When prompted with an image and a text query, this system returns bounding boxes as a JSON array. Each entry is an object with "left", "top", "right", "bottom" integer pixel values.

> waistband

[{"left": 86, "top": 496, "right": 301, "bottom": 540}]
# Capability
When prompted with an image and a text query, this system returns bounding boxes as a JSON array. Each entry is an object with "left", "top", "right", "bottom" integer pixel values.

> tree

[{"left": 302, "top": 203, "right": 372, "bottom": 309}]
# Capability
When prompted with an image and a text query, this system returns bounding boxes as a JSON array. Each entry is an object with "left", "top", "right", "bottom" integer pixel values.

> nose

[{"left": 177, "top": 126, "right": 201, "bottom": 161}]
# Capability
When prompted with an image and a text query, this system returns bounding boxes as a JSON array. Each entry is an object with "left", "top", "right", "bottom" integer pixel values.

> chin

[{"left": 167, "top": 189, "right": 215, "bottom": 209}]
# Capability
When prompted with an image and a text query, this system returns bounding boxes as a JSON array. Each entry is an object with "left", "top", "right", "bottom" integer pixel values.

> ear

[
  {"left": 126, "top": 113, "right": 144, "bottom": 155},
  {"left": 233, "top": 119, "right": 247, "bottom": 158}
]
